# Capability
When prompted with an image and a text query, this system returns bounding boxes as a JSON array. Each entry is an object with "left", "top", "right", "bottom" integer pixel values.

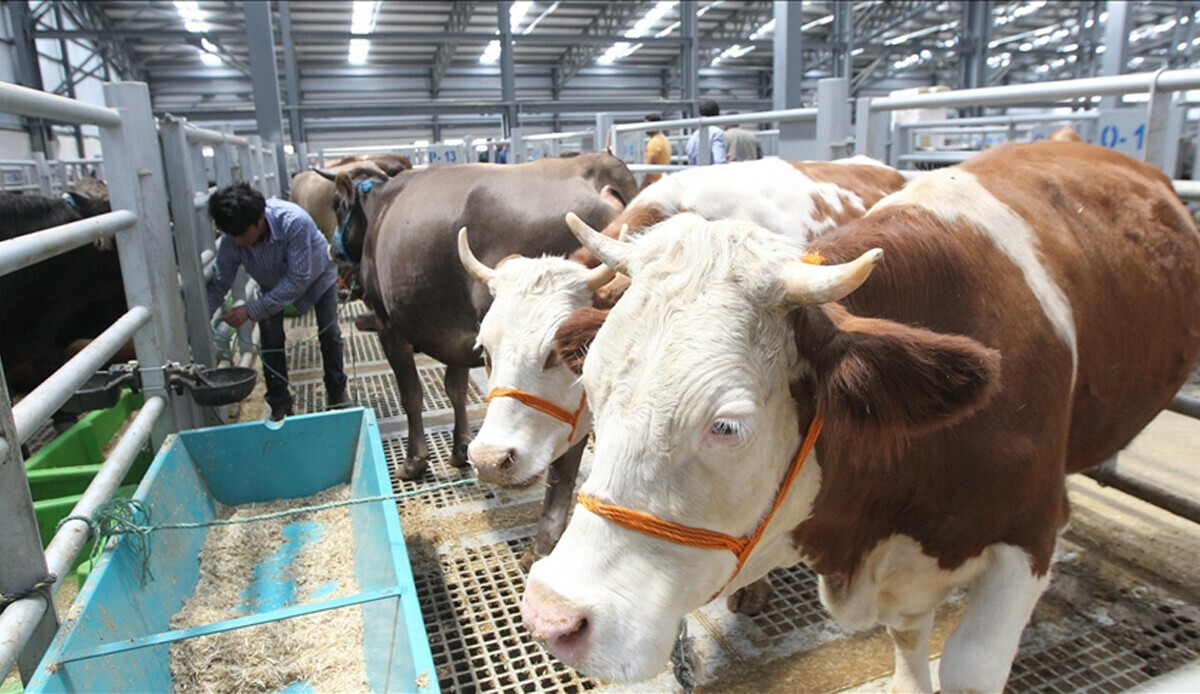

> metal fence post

[
  {"left": 855, "top": 97, "right": 890, "bottom": 162},
  {"left": 816, "top": 77, "right": 851, "bottom": 161},
  {"left": 100, "top": 82, "right": 202, "bottom": 440},
  {"left": 0, "top": 361, "right": 58, "bottom": 684},
  {"left": 31, "top": 151, "right": 52, "bottom": 196},
  {"left": 159, "top": 119, "right": 221, "bottom": 394},
  {"left": 246, "top": 136, "right": 264, "bottom": 190}
]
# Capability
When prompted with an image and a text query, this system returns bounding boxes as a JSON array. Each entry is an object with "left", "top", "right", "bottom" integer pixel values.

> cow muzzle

[{"left": 467, "top": 442, "right": 534, "bottom": 486}]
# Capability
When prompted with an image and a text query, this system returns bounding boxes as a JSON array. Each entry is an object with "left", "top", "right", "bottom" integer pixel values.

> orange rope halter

[
  {"left": 486, "top": 387, "right": 589, "bottom": 444},
  {"left": 578, "top": 409, "right": 824, "bottom": 598}
]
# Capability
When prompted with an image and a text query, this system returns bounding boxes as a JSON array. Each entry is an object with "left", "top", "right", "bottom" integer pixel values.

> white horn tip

[
  {"left": 865, "top": 248, "right": 884, "bottom": 264},
  {"left": 618, "top": 224, "right": 630, "bottom": 242}
]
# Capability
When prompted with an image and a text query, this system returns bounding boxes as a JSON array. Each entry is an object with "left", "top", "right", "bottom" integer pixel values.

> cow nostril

[{"left": 500, "top": 450, "right": 516, "bottom": 471}]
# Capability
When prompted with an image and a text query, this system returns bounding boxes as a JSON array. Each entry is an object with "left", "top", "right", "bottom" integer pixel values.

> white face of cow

[
  {"left": 521, "top": 214, "right": 882, "bottom": 682},
  {"left": 466, "top": 252, "right": 602, "bottom": 487}
]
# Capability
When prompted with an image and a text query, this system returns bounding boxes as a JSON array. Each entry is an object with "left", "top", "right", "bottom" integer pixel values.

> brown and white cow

[
  {"left": 458, "top": 157, "right": 905, "bottom": 576},
  {"left": 331, "top": 152, "right": 637, "bottom": 482},
  {"left": 521, "top": 140, "right": 1200, "bottom": 691}
]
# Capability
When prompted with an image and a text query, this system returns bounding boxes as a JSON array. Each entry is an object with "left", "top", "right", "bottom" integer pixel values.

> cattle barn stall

[
  {"left": 0, "top": 80, "right": 283, "bottom": 686},
  {"left": 4, "top": 6, "right": 1200, "bottom": 693}
]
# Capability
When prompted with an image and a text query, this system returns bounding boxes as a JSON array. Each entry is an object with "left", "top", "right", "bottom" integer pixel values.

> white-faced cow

[
  {"left": 331, "top": 153, "right": 637, "bottom": 481},
  {"left": 458, "top": 157, "right": 905, "bottom": 576},
  {"left": 521, "top": 140, "right": 1200, "bottom": 691}
]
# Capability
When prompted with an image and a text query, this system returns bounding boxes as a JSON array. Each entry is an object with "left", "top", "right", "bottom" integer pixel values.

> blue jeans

[{"left": 258, "top": 283, "right": 346, "bottom": 409}]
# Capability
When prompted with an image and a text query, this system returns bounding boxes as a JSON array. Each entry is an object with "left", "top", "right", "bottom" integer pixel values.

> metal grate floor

[{"left": 274, "top": 308, "right": 1200, "bottom": 693}]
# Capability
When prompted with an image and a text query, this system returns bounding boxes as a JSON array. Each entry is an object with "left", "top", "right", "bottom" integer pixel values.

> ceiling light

[
  {"left": 480, "top": 39, "right": 501, "bottom": 64},
  {"left": 351, "top": 1, "right": 380, "bottom": 34},
  {"left": 174, "top": 0, "right": 208, "bottom": 33},
  {"left": 200, "top": 52, "right": 221, "bottom": 66},
  {"left": 348, "top": 38, "right": 370, "bottom": 64}
]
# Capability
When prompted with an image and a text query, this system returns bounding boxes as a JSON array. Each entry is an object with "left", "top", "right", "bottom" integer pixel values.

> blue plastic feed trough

[{"left": 26, "top": 408, "right": 437, "bottom": 693}]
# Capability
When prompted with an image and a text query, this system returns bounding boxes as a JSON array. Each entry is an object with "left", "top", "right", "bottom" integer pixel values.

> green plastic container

[{"left": 24, "top": 390, "right": 154, "bottom": 575}]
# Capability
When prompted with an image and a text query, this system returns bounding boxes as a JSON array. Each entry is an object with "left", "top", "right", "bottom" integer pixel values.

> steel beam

[
  {"left": 241, "top": 1, "right": 288, "bottom": 193},
  {"left": 682, "top": 1, "right": 698, "bottom": 108},
  {"left": 278, "top": 0, "right": 304, "bottom": 145},
  {"left": 1099, "top": 1, "right": 1133, "bottom": 109},
  {"left": 5, "top": 0, "right": 49, "bottom": 153},
  {"left": 774, "top": 0, "right": 806, "bottom": 158},
  {"left": 498, "top": 0, "right": 518, "bottom": 135}
]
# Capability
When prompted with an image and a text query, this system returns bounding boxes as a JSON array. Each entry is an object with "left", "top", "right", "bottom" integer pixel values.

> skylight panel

[
  {"left": 348, "top": 1, "right": 379, "bottom": 64},
  {"left": 481, "top": 1, "right": 538, "bottom": 64}
]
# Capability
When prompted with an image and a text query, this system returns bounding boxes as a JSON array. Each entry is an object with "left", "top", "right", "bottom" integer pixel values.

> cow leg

[
  {"left": 938, "top": 544, "right": 1049, "bottom": 693},
  {"left": 519, "top": 438, "right": 587, "bottom": 572},
  {"left": 443, "top": 365, "right": 472, "bottom": 469},
  {"left": 379, "top": 331, "right": 430, "bottom": 479},
  {"left": 726, "top": 575, "right": 773, "bottom": 615},
  {"left": 886, "top": 611, "right": 935, "bottom": 694}
]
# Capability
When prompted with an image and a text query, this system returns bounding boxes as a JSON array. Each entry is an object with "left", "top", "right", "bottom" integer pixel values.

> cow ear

[
  {"left": 493, "top": 254, "right": 523, "bottom": 270},
  {"left": 794, "top": 304, "right": 1001, "bottom": 439},
  {"left": 555, "top": 307, "right": 609, "bottom": 375},
  {"left": 593, "top": 273, "right": 630, "bottom": 309}
]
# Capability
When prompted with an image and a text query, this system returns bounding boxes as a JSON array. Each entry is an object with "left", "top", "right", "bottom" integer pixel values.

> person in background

[
  {"left": 724, "top": 113, "right": 761, "bottom": 162},
  {"left": 206, "top": 181, "right": 351, "bottom": 422},
  {"left": 642, "top": 113, "right": 672, "bottom": 189},
  {"left": 685, "top": 100, "right": 727, "bottom": 165},
  {"left": 496, "top": 145, "right": 508, "bottom": 164}
]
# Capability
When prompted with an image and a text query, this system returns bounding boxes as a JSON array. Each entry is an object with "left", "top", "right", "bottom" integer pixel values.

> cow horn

[
  {"left": 779, "top": 248, "right": 884, "bottom": 306},
  {"left": 312, "top": 167, "right": 337, "bottom": 181},
  {"left": 565, "top": 213, "right": 630, "bottom": 275},
  {"left": 457, "top": 227, "right": 493, "bottom": 285}
]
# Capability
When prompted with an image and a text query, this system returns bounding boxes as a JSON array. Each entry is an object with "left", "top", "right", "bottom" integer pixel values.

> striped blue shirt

[{"left": 206, "top": 198, "right": 338, "bottom": 321}]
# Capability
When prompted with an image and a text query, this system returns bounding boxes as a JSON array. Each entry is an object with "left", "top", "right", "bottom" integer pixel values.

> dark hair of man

[
  {"left": 699, "top": 100, "right": 720, "bottom": 117},
  {"left": 208, "top": 181, "right": 266, "bottom": 237},
  {"left": 644, "top": 113, "right": 663, "bottom": 123}
]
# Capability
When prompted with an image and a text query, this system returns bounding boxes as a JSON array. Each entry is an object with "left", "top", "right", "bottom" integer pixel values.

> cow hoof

[
  {"left": 397, "top": 456, "right": 430, "bottom": 480},
  {"left": 727, "top": 579, "right": 773, "bottom": 616},
  {"left": 450, "top": 443, "right": 470, "bottom": 469}
]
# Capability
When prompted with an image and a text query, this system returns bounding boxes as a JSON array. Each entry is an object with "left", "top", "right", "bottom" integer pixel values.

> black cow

[{"left": 0, "top": 180, "right": 126, "bottom": 405}]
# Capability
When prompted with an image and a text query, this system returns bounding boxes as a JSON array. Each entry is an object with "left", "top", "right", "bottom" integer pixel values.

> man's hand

[{"left": 221, "top": 305, "right": 251, "bottom": 328}]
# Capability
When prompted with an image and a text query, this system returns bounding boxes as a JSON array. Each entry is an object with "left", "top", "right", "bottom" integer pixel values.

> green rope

[{"left": 58, "top": 478, "right": 476, "bottom": 586}]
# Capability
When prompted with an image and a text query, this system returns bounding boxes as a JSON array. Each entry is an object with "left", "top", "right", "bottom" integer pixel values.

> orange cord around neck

[{"left": 578, "top": 409, "right": 824, "bottom": 597}]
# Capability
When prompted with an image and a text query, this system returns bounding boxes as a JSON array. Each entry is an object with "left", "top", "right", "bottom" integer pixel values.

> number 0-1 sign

[{"left": 1094, "top": 106, "right": 1183, "bottom": 175}]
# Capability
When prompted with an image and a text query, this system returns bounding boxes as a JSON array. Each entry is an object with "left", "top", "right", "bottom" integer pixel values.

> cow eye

[
  {"left": 482, "top": 348, "right": 492, "bottom": 377},
  {"left": 710, "top": 419, "right": 742, "bottom": 438},
  {"left": 543, "top": 350, "right": 559, "bottom": 370}
]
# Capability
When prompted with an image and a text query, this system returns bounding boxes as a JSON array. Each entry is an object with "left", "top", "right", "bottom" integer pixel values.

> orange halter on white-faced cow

[
  {"left": 458, "top": 156, "right": 906, "bottom": 576},
  {"left": 521, "top": 139, "right": 1200, "bottom": 691}
]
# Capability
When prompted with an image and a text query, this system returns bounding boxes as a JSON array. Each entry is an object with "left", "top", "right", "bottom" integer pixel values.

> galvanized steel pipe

[
  {"left": 871, "top": 68, "right": 1200, "bottom": 111},
  {"left": 182, "top": 125, "right": 250, "bottom": 148},
  {"left": 44, "top": 395, "right": 166, "bottom": 588},
  {"left": 612, "top": 107, "right": 818, "bottom": 134},
  {"left": 0, "top": 210, "right": 137, "bottom": 278},
  {"left": 12, "top": 306, "right": 150, "bottom": 445},
  {"left": 0, "top": 80, "right": 123, "bottom": 127},
  {"left": 0, "top": 396, "right": 164, "bottom": 681}
]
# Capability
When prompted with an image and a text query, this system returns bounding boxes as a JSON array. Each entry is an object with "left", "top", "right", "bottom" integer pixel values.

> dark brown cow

[
  {"left": 332, "top": 152, "right": 637, "bottom": 479},
  {"left": 522, "top": 140, "right": 1200, "bottom": 691}
]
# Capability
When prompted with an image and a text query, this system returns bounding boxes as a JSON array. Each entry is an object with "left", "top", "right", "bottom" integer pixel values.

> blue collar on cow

[
  {"left": 61, "top": 192, "right": 80, "bottom": 210},
  {"left": 333, "top": 179, "right": 376, "bottom": 269}
]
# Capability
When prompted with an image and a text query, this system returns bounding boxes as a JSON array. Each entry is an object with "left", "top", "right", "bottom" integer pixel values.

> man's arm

[{"left": 206, "top": 236, "right": 240, "bottom": 315}]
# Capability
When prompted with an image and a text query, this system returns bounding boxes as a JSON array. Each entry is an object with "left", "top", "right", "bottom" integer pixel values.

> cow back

[{"left": 361, "top": 153, "right": 634, "bottom": 366}]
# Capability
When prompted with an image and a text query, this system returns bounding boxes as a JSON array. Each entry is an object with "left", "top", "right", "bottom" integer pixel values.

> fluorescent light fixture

[
  {"left": 481, "top": 39, "right": 501, "bottom": 64},
  {"left": 174, "top": 0, "right": 208, "bottom": 33},
  {"left": 626, "top": 1, "right": 677, "bottom": 39},
  {"left": 352, "top": 0, "right": 380, "bottom": 34},
  {"left": 479, "top": 2, "right": 537, "bottom": 64},
  {"left": 749, "top": 18, "right": 775, "bottom": 41},
  {"left": 802, "top": 15, "right": 833, "bottom": 32},
  {"left": 599, "top": 41, "right": 643, "bottom": 65},
  {"left": 200, "top": 52, "right": 221, "bottom": 66},
  {"left": 711, "top": 43, "right": 755, "bottom": 66},
  {"left": 349, "top": 37, "right": 370, "bottom": 64}
]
